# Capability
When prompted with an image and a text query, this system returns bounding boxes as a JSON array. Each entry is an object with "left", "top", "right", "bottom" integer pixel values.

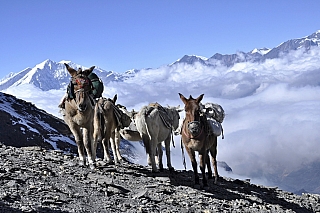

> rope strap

[{"left": 181, "top": 138, "right": 186, "bottom": 170}]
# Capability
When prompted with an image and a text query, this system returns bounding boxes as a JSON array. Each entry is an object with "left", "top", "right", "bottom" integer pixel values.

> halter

[
  {"left": 182, "top": 121, "right": 204, "bottom": 140},
  {"left": 71, "top": 74, "right": 93, "bottom": 111},
  {"left": 183, "top": 105, "right": 205, "bottom": 140}
]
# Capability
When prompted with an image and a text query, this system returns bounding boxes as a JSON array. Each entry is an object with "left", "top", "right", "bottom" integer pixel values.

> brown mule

[
  {"left": 179, "top": 93, "right": 219, "bottom": 186},
  {"left": 93, "top": 94, "right": 131, "bottom": 165},
  {"left": 63, "top": 64, "right": 96, "bottom": 169}
]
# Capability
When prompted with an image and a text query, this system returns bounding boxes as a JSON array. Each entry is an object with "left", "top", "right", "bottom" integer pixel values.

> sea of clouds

[{"left": 3, "top": 47, "right": 320, "bottom": 188}]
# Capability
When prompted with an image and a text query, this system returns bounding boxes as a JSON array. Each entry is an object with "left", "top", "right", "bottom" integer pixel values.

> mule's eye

[{"left": 76, "top": 78, "right": 89, "bottom": 85}]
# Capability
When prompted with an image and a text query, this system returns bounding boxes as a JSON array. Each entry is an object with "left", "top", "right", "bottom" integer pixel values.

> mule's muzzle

[{"left": 187, "top": 121, "right": 202, "bottom": 137}]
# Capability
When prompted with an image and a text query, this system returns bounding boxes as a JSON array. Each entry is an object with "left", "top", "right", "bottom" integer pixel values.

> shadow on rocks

[{"left": 121, "top": 164, "right": 314, "bottom": 213}]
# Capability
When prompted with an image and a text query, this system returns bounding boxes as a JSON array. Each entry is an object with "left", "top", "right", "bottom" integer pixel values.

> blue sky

[{"left": 1, "top": 1, "right": 320, "bottom": 79}]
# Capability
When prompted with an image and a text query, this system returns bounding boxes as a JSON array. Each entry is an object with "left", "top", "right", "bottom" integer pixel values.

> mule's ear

[
  {"left": 98, "top": 103, "right": 104, "bottom": 113},
  {"left": 64, "top": 63, "right": 77, "bottom": 77},
  {"left": 176, "top": 105, "right": 184, "bottom": 112},
  {"left": 83, "top": 66, "right": 95, "bottom": 76},
  {"left": 196, "top": 94, "right": 204, "bottom": 104},
  {"left": 76, "top": 67, "right": 83, "bottom": 75},
  {"left": 177, "top": 108, "right": 184, "bottom": 112},
  {"left": 179, "top": 93, "right": 188, "bottom": 105},
  {"left": 113, "top": 94, "right": 118, "bottom": 104}
]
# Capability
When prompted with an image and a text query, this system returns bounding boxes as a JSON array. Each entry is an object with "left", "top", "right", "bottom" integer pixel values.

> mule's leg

[
  {"left": 150, "top": 138, "right": 159, "bottom": 172},
  {"left": 185, "top": 147, "right": 199, "bottom": 184},
  {"left": 110, "top": 131, "right": 121, "bottom": 165},
  {"left": 206, "top": 150, "right": 213, "bottom": 179},
  {"left": 143, "top": 135, "right": 152, "bottom": 167},
  {"left": 114, "top": 129, "right": 123, "bottom": 164},
  {"left": 154, "top": 148, "right": 160, "bottom": 166},
  {"left": 102, "top": 137, "right": 112, "bottom": 163},
  {"left": 77, "top": 140, "right": 86, "bottom": 166},
  {"left": 208, "top": 136, "right": 218, "bottom": 183},
  {"left": 92, "top": 112, "right": 101, "bottom": 162},
  {"left": 141, "top": 133, "right": 158, "bottom": 172},
  {"left": 164, "top": 137, "right": 174, "bottom": 171},
  {"left": 70, "top": 126, "right": 86, "bottom": 166},
  {"left": 199, "top": 152, "right": 208, "bottom": 187},
  {"left": 157, "top": 143, "right": 164, "bottom": 171},
  {"left": 147, "top": 153, "right": 152, "bottom": 166},
  {"left": 91, "top": 137, "right": 98, "bottom": 162},
  {"left": 92, "top": 126, "right": 101, "bottom": 162},
  {"left": 83, "top": 128, "right": 95, "bottom": 169},
  {"left": 209, "top": 141, "right": 219, "bottom": 184}
]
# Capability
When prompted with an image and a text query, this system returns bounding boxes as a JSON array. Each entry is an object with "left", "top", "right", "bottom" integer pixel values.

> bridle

[
  {"left": 72, "top": 74, "right": 93, "bottom": 111},
  {"left": 182, "top": 105, "right": 204, "bottom": 140}
]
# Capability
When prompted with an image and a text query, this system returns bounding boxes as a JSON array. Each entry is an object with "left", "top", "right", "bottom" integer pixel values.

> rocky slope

[
  {"left": 0, "top": 144, "right": 319, "bottom": 213},
  {"left": 0, "top": 92, "right": 75, "bottom": 152}
]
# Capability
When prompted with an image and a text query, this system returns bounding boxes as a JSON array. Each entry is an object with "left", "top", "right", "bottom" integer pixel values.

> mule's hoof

[
  {"left": 103, "top": 159, "right": 112, "bottom": 165},
  {"left": 194, "top": 177, "right": 199, "bottom": 185},
  {"left": 169, "top": 167, "right": 175, "bottom": 172},
  {"left": 193, "top": 184, "right": 201, "bottom": 189},
  {"left": 202, "top": 185, "right": 210, "bottom": 190},
  {"left": 214, "top": 177, "right": 218, "bottom": 184}
]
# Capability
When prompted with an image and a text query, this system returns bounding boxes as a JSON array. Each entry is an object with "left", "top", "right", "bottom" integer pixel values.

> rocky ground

[{"left": 0, "top": 144, "right": 319, "bottom": 213}]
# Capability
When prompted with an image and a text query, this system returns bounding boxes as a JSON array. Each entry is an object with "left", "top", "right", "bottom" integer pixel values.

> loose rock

[{"left": 0, "top": 145, "right": 319, "bottom": 212}]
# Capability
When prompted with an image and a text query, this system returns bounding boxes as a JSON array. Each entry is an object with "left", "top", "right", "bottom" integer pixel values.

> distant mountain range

[
  {"left": 174, "top": 30, "right": 320, "bottom": 67},
  {"left": 1, "top": 30, "right": 320, "bottom": 91}
]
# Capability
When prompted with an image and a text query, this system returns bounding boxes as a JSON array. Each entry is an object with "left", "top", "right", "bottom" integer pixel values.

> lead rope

[
  {"left": 171, "top": 127, "right": 176, "bottom": 148},
  {"left": 181, "top": 138, "right": 187, "bottom": 170}
]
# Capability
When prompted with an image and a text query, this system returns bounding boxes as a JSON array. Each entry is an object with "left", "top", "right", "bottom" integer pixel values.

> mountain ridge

[{"left": 1, "top": 30, "right": 320, "bottom": 91}]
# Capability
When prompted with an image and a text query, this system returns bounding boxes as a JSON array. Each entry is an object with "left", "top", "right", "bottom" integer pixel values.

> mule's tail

[{"left": 136, "top": 106, "right": 155, "bottom": 155}]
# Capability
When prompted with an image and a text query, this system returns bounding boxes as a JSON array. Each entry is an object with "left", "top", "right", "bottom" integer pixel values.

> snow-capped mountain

[
  {"left": 173, "top": 30, "right": 320, "bottom": 67},
  {"left": 2, "top": 30, "right": 320, "bottom": 91},
  {"left": 0, "top": 60, "right": 131, "bottom": 91}
]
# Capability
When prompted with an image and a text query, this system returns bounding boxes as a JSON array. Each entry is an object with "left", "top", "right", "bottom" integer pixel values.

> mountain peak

[
  {"left": 35, "top": 59, "right": 54, "bottom": 70},
  {"left": 59, "top": 60, "right": 71, "bottom": 64},
  {"left": 250, "top": 48, "right": 271, "bottom": 55}
]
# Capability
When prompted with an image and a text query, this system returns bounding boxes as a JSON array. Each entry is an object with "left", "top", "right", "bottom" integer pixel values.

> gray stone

[{"left": 0, "top": 145, "right": 319, "bottom": 212}]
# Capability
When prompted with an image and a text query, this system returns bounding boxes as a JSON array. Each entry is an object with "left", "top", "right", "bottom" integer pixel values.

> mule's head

[
  {"left": 65, "top": 63, "right": 95, "bottom": 112},
  {"left": 167, "top": 105, "right": 183, "bottom": 131},
  {"left": 179, "top": 93, "right": 204, "bottom": 137},
  {"left": 96, "top": 94, "right": 118, "bottom": 114}
]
